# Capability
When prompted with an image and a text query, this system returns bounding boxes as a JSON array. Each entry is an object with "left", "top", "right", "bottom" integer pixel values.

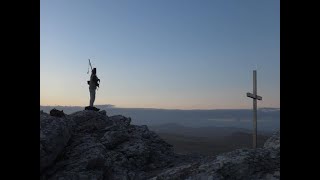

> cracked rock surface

[
  {"left": 40, "top": 110, "right": 177, "bottom": 180},
  {"left": 40, "top": 110, "right": 280, "bottom": 180}
]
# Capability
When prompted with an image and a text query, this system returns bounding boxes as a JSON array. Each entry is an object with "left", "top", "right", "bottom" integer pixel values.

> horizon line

[{"left": 40, "top": 104, "right": 280, "bottom": 111}]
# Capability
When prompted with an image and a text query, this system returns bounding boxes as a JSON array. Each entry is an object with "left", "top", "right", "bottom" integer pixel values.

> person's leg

[
  {"left": 89, "top": 88, "right": 94, "bottom": 107},
  {"left": 92, "top": 89, "right": 96, "bottom": 106}
]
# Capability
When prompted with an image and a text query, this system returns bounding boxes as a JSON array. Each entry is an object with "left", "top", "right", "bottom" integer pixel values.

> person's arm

[
  {"left": 90, "top": 74, "right": 94, "bottom": 82},
  {"left": 96, "top": 75, "right": 100, "bottom": 82},
  {"left": 94, "top": 75, "right": 100, "bottom": 87}
]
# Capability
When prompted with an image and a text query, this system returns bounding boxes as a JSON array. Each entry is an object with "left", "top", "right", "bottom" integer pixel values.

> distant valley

[{"left": 149, "top": 123, "right": 270, "bottom": 156}]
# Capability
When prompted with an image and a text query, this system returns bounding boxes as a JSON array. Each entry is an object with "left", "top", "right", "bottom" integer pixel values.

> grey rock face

[
  {"left": 263, "top": 130, "right": 280, "bottom": 150},
  {"left": 40, "top": 109, "right": 279, "bottom": 180},
  {"left": 150, "top": 130, "right": 280, "bottom": 180},
  {"left": 40, "top": 110, "right": 176, "bottom": 180},
  {"left": 40, "top": 112, "right": 74, "bottom": 174}
]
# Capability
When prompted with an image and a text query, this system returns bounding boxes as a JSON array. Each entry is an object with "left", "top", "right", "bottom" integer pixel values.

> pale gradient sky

[{"left": 40, "top": 0, "right": 280, "bottom": 109}]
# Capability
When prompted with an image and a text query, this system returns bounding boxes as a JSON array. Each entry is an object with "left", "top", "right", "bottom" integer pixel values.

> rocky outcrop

[
  {"left": 40, "top": 111, "right": 75, "bottom": 173},
  {"left": 40, "top": 110, "right": 176, "bottom": 180},
  {"left": 150, "top": 130, "right": 280, "bottom": 180},
  {"left": 40, "top": 109, "right": 280, "bottom": 180},
  {"left": 263, "top": 130, "right": 280, "bottom": 150}
]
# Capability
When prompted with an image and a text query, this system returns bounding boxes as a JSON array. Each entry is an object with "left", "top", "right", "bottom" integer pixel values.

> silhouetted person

[{"left": 89, "top": 68, "right": 100, "bottom": 107}]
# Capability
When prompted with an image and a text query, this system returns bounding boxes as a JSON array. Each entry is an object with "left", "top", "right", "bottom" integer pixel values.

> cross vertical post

[
  {"left": 253, "top": 70, "right": 257, "bottom": 148},
  {"left": 247, "top": 70, "right": 262, "bottom": 149}
]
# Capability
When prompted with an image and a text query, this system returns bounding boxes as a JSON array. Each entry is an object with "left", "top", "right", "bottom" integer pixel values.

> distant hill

[
  {"left": 149, "top": 123, "right": 251, "bottom": 138},
  {"left": 149, "top": 123, "right": 272, "bottom": 137}
]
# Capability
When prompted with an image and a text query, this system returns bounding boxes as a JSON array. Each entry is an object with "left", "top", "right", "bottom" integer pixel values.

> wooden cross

[{"left": 246, "top": 70, "right": 262, "bottom": 148}]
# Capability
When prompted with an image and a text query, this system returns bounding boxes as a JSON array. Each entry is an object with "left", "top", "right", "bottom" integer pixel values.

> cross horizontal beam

[{"left": 247, "top": 93, "right": 262, "bottom": 100}]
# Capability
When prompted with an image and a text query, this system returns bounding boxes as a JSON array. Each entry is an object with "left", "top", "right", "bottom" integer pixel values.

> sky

[{"left": 40, "top": 0, "right": 280, "bottom": 109}]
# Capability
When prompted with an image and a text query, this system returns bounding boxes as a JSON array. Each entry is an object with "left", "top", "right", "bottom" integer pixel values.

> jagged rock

[
  {"left": 40, "top": 109, "right": 279, "bottom": 180},
  {"left": 99, "top": 110, "right": 107, "bottom": 116},
  {"left": 40, "top": 112, "right": 74, "bottom": 174},
  {"left": 100, "top": 129, "right": 130, "bottom": 149},
  {"left": 49, "top": 108, "right": 65, "bottom": 117},
  {"left": 263, "top": 130, "right": 280, "bottom": 150},
  {"left": 40, "top": 110, "right": 176, "bottom": 180},
  {"left": 150, "top": 130, "right": 280, "bottom": 180},
  {"left": 109, "top": 115, "right": 131, "bottom": 127}
]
